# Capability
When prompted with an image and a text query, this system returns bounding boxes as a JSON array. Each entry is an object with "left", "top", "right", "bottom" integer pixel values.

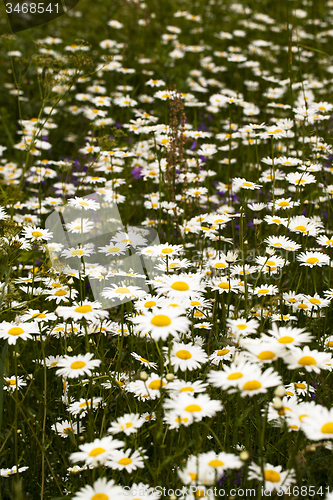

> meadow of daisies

[{"left": 1, "top": 0, "right": 333, "bottom": 498}]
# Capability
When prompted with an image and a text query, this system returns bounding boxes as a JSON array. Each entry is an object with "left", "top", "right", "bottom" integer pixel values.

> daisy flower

[
  {"left": 300, "top": 405, "right": 333, "bottom": 440},
  {"left": 241, "top": 339, "right": 285, "bottom": 363},
  {"left": 255, "top": 255, "right": 286, "bottom": 274},
  {"left": 122, "top": 483, "right": 160, "bottom": 500},
  {"left": 296, "top": 251, "right": 330, "bottom": 267},
  {"left": 153, "top": 273, "right": 204, "bottom": 299},
  {"left": 264, "top": 323, "right": 313, "bottom": 346},
  {"left": 226, "top": 318, "right": 260, "bottom": 338},
  {"left": 317, "top": 234, "right": 333, "bottom": 248},
  {"left": 264, "top": 215, "right": 288, "bottom": 226},
  {"left": 108, "top": 413, "right": 145, "bottom": 436},
  {"left": 68, "top": 397, "right": 103, "bottom": 417},
  {"left": 288, "top": 215, "right": 322, "bottom": 236},
  {"left": 51, "top": 420, "right": 83, "bottom": 438},
  {"left": 285, "top": 171, "right": 316, "bottom": 186},
  {"left": 209, "top": 345, "right": 235, "bottom": 365},
  {"left": 239, "top": 367, "right": 282, "bottom": 396},
  {"left": 253, "top": 284, "right": 279, "bottom": 296},
  {"left": 72, "top": 478, "right": 124, "bottom": 500},
  {"left": 70, "top": 436, "right": 124, "bottom": 467},
  {"left": 264, "top": 235, "right": 301, "bottom": 251},
  {"left": 65, "top": 218, "right": 95, "bottom": 234},
  {"left": 4, "top": 375, "right": 27, "bottom": 391},
  {"left": 210, "top": 277, "right": 240, "bottom": 294},
  {"left": 0, "top": 321, "right": 37, "bottom": 345},
  {"left": 207, "top": 360, "right": 257, "bottom": 391},
  {"left": 106, "top": 448, "right": 147, "bottom": 472},
  {"left": 131, "top": 352, "right": 157, "bottom": 369},
  {"left": 44, "top": 287, "right": 78, "bottom": 304},
  {"left": 248, "top": 462, "right": 295, "bottom": 492},
  {"left": 285, "top": 346, "right": 332, "bottom": 373},
  {"left": 67, "top": 196, "right": 100, "bottom": 211},
  {"left": 55, "top": 353, "right": 101, "bottom": 378},
  {"left": 61, "top": 245, "right": 94, "bottom": 259},
  {"left": 166, "top": 379, "right": 208, "bottom": 395},
  {"left": 164, "top": 393, "right": 223, "bottom": 424},
  {"left": 56, "top": 301, "right": 108, "bottom": 322},
  {"left": 130, "top": 307, "right": 190, "bottom": 341},
  {"left": 232, "top": 177, "right": 262, "bottom": 190},
  {"left": 101, "top": 284, "right": 146, "bottom": 302},
  {"left": 198, "top": 451, "right": 242, "bottom": 480},
  {"left": 22, "top": 226, "right": 53, "bottom": 242},
  {"left": 165, "top": 342, "right": 208, "bottom": 371},
  {"left": 98, "top": 241, "right": 128, "bottom": 256}
]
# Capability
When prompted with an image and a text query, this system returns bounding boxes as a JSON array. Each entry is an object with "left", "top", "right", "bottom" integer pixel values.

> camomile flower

[
  {"left": 68, "top": 397, "right": 103, "bottom": 417},
  {"left": 238, "top": 367, "right": 282, "bottom": 396},
  {"left": 285, "top": 346, "right": 332, "bottom": 373},
  {"left": 241, "top": 339, "right": 286, "bottom": 363},
  {"left": 72, "top": 478, "right": 124, "bottom": 500},
  {"left": 153, "top": 273, "right": 204, "bottom": 299},
  {"left": 56, "top": 301, "right": 108, "bottom": 322},
  {"left": 253, "top": 284, "right": 279, "bottom": 296},
  {"left": 131, "top": 352, "right": 157, "bottom": 369},
  {"left": 285, "top": 381, "right": 315, "bottom": 398},
  {"left": 70, "top": 436, "right": 124, "bottom": 466},
  {"left": 61, "top": 245, "right": 94, "bottom": 259},
  {"left": 285, "top": 171, "right": 316, "bottom": 186},
  {"left": 207, "top": 360, "right": 257, "bottom": 391},
  {"left": 108, "top": 413, "right": 144, "bottom": 436},
  {"left": 101, "top": 284, "right": 146, "bottom": 302},
  {"left": 300, "top": 405, "right": 333, "bottom": 440},
  {"left": 51, "top": 420, "right": 83, "bottom": 438},
  {"left": 247, "top": 202, "right": 267, "bottom": 211},
  {"left": 264, "top": 323, "right": 313, "bottom": 346},
  {"left": 163, "top": 410, "right": 193, "bottom": 429},
  {"left": 22, "top": 226, "right": 53, "bottom": 242},
  {"left": 55, "top": 353, "right": 101, "bottom": 378},
  {"left": 0, "top": 321, "right": 37, "bottom": 345},
  {"left": 67, "top": 196, "right": 100, "bottom": 211},
  {"left": 269, "top": 197, "right": 300, "bottom": 210},
  {"left": 288, "top": 215, "right": 322, "bottom": 236},
  {"left": 232, "top": 177, "right": 262, "bottom": 190},
  {"left": 317, "top": 234, "right": 333, "bottom": 248},
  {"left": 300, "top": 294, "right": 330, "bottom": 309},
  {"left": 264, "top": 215, "right": 288, "bottom": 226},
  {"left": 44, "top": 287, "right": 78, "bottom": 303},
  {"left": 21, "top": 309, "right": 57, "bottom": 323},
  {"left": 264, "top": 235, "right": 301, "bottom": 251},
  {"left": 209, "top": 345, "right": 235, "bottom": 365},
  {"left": 166, "top": 379, "right": 208, "bottom": 394},
  {"left": 130, "top": 307, "right": 191, "bottom": 341},
  {"left": 226, "top": 318, "right": 259, "bottom": 338},
  {"left": 296, "top": 251, "right": 329, "bottom": 267},
  {"left": 98, "top": 241, "right": 128, "bottom": 256},
  {"left": 198, "top": 451, "right": 243, "bottom": 481},
  {"left": 164, "top": 393, "right": 223, "bottom": 424},
  {"left": 248, "top": 462, "right": 295, "bottom": 492},
  {"left": 106, "top": 447, "right": 147, "bottom": 472},
  {"left": 255, "top": 255, "right": 286, "bottom": 274},
  {"left": 165, "top": 342, "right": 208, "bottom": 371},
  {"left": 230, "top": 264, "right": 257, "bottom": 276},
  {"left": 210, "top": 277, "right": 240, "bottom": 294},
  {"left": 65, "top": 218, "right": 94, "bottom": 234},
  {"left": 4, "top": 375, "right": 27, "bottom": 392}
]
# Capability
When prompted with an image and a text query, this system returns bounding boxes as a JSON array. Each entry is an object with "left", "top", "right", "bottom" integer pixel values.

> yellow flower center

[
  {"left": 298, "top": 356, "right": 316, "bottom": 365},
  {"left": 91, "top": 494, "right": 109, "bottom": 500},
  {"left": 72, "top": 250, "right": 85, "bottom": 256},
  {"left": 32, "top": 231, "right": 43, "bottom": 237},
  {"left": 115, "top": 287, "right": 131, "bottom": 294},
  {"left": 257, "top": 351, "right": 275, "bottom": 360},
  {"left": 242, "top": 182, "right": 253, "bottom": 187},
  {"left": 278, "top": 336, "right": 294, "bottom": 344},
  {"left": 89, "top": 447, "right": 106, "bottom": 457},
  {"left": 214, "top": 262, "right": 226, "bottom": 268},
  {"left": 189, "top": 472, "right": 197, "bottom": 480},
  {"left": 180, "top": 387, "right": 194, "bottom": 392},
  {"left": 55, "top": 290, "right": 67, "bottom": 296},
  {"left": 150, "top": 315, "right": 171, "bottom": 327},
  {"left": 184, "top": 404, "right": 202, "bottom": 412},
  {"left": 309, "top": 298, "right": 320, "bottom": 304},
  {"left": 70, "top": 361, "right": 86, "bottom": 369},
  {"left": 108, "top": 247, "right": 120, "bottom": 252},
  {"left": 9, "top": 380, "right": 16, "bottom": 385},
  {"left": 294, "top": 225, "right": 306, "bottom": 232},
  {"left": 33, "top": 313, "right": 46, "bottom": 318},
  {"left": 176, "top": 350, "right": 192, "bottom": 360},
  {"left": 264, "top": 470, "right": 281, "bottom": 482},
  {"left": 171, "top": 281, "right": 190, "bottom": 291},
  {"left": 8, "top": 327, "right": 25, "bottom": 336},
  {"left": 227, "top": 372, "right": 243, "bottom": 380},
  {"left": 75, "top": 305, "right": 93, "bottom": 313},
  {"left": 243, "top": 380, "right": 262, "bottom": 390},
  {"left": 306, "top": 257, "right": 319, "bottom": 265},
  {"left": 278, "top": 201, "right": 289, "bottom": 207},
  {"left": 78, "top": 202, "right": 89, "bottom": 206},
  {"left": 217, "top": 349, "right": 229, "bottom": 356},
  {"left": 208, "top": 459, "right": 224, "bottom": 467},
  {"left": 218, "top": 282, "right": 230, "bottom": 289},
  {"left": 295, "top": 382, "right": 306, "bottom": 389},
  {"left": 148, "top": 380, "right": 165, "bottom": 390},
  {"left": 321, "top": 423, "right": 333, "bottom": 434},
  {"left": 191, "top": 301, "right": 201, "bottom": 306},
  {"left": 145, "top": 301, "right": 156, "bottom": 308},
  {"left": 236, "top": 324, "right": 247, "bottom": 330},
  {"left": 326, "top": 341, "right": 333, "bottom": 347},
  {"left": 258, "top": 289, "right": 269, "bottom": 294},
  {"left": 118, "top": 457, "right": 132, "bottom": 465}
]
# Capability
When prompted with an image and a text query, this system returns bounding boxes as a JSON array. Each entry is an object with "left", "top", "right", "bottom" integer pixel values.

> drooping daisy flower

[
  {"left": 232, "top": 177, "right": 262, "bottom": 190},
  {"left": 70, "top": 436, "right": 124, "bottom": 467},
  {"left": 67, "top": 196, "right": 100, "bottom": 211},
  {"left": 55, "top": 353, "right": 101, "bottom": 378},
  {"left": 296, "top": 251, "right": 330, "bottom": 267},
  {"left": 68, "top": 397, "right": 103, "bottom": 417},
  {"left": 209, "top": 346, "right": 235, "bottom": 365},
  {"left": 165, "top": 342, "right": 208, "bottom": 371},
  {"left": 51, "top": 420, "right": 83, "bottom": 438}
]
